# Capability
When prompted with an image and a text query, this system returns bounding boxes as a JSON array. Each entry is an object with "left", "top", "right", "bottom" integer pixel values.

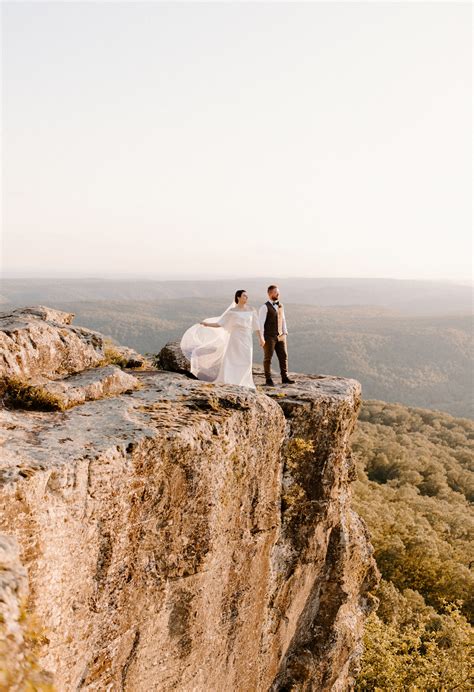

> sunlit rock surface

[{"left": 0, "top": 311, "right": 379, "bottom": 691}]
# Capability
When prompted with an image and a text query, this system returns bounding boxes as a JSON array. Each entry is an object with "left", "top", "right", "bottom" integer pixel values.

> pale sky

[{"left": 1, "top": 1, "right": 472, "bottom": 280}]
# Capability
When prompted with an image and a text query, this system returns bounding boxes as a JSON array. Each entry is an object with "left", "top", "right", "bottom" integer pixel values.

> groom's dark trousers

[{"left": 263, "top": 336, "right": 288, "bottom": 380}]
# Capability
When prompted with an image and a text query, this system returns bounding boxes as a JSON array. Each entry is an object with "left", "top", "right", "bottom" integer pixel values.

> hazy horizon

[
  {"left": 2, "top": 271, "right": 474, "bottom": 285},
  {"left": 2, "top": 1, "right": 472, "bottom": 281}
]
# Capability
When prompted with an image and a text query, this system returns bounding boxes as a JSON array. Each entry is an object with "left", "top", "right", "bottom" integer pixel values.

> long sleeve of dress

[
  {"left": 217, "top": 311, "right": 233, "bottom": 330},
  {"left": 252, "top": 310, "right": 260, "bottom": 331},
  {"left": 258, "top": 304, "right": 267, "bottom": 334},
  {"left": 281, "top": 309, "right": 288, "bottom": 335}
]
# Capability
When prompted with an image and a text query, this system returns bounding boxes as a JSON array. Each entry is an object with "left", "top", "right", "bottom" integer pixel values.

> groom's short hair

[{"left": 267, "top": 284, "right": 278, "bottom": 293}]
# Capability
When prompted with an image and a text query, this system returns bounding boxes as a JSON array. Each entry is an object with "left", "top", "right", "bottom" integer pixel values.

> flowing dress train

[{"left": 180, "top": 307, "right": 259, "bottom": 389}]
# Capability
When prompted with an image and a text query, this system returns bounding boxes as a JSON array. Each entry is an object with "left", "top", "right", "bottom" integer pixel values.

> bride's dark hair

[{"left": 234, "top": 289, "right": 247, "bottom": 304}]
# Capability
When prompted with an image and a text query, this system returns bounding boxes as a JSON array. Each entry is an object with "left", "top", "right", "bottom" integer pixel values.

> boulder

[
  {"left": 0, "top": 306, "right": 105, "bottom": 380},
  {"left": 155, "top": 340, "right": 194, "bottom": 376},
  {"left": 0, "top": 305, "right": 153, "bottom": 382}
]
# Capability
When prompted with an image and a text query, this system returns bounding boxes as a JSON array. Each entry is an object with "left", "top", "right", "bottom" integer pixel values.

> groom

[{"left": 258, "top": 285, "right": 295, "bottom": 386}]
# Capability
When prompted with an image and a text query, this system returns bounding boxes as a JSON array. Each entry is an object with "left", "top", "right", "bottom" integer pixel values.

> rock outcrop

[
  {"left": 0, "top": 309, "right": 380, "bottom": 691},
  {"left": 0, "top": 305, "right": 150, "bottom": 381}
]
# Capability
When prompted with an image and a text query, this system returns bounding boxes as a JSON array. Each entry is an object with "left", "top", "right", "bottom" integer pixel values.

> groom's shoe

[
  {"left": 265, "top": 378, "right": 275, "bottom": 387},
  {"left": 281, "top": 376, "right": 295, "bottom": 384}
]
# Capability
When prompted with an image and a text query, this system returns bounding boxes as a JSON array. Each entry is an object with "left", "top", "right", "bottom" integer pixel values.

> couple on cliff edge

[{"left": 180, "top": 284, "right": 295, "bottom": 391}]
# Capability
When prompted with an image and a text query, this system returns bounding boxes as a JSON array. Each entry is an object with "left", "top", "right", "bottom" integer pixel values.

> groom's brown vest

[{"left": 263, "top": 301, "right": 279, "bottom": 337}]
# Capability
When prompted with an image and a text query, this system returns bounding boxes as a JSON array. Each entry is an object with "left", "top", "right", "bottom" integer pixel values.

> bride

[{"left": 180, "top": 290, "right": 265, "bottom": 390}]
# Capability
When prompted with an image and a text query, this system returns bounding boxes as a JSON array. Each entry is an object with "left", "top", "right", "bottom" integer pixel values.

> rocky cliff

[{"left": 0, "top": 306, "right": 379, "bottom": 691}]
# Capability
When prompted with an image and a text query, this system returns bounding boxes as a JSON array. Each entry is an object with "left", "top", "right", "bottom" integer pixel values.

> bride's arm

[
  {"left": 251, "top": 310, "right": 265, "bottom": 347},
  {"left": 200, "top": 321, "right": 222, "bottom": 327}
]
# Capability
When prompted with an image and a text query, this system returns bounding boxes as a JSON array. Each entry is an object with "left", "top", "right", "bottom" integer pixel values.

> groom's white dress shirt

[{"left": 258, "top": 301, "right": 288, "bottom": 336}]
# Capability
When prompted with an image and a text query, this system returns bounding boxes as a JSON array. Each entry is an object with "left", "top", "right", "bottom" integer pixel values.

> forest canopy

[{"left": 352, "top": 400, "right": 473, "bottom": 689}]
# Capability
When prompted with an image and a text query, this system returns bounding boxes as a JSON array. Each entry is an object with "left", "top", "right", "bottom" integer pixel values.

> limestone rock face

[
  {"left": 0, "top": 309, "right": 380, "bottom": 691},
  {"left": 0, "top": 305, "right": 105, "bottom": 380},
  {"left": 0, "top": 307, "right": 150, "bottom": 413},
  {"left": 0, "top": 533, "right": 54, "bottom": 688},
  {"left": 0, "top": 534, "right": 28, "bottom": 658}
]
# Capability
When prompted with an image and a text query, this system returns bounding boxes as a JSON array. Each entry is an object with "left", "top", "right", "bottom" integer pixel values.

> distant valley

[{"left": 1, "top": 277, "right": 472, "bottom": 418}]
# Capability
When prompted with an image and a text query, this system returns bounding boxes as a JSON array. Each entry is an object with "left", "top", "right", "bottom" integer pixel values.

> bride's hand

[{"left": 200, "top": 321, "right": 208, "bottom": 327}]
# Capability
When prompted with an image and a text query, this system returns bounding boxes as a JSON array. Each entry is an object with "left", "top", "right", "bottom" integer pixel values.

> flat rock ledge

[{"left": 39, "top": 364, "right": 141, "bottom": 409}]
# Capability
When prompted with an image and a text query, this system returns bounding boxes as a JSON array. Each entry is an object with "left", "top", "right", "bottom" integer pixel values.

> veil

[{"left": 180, "top": 301, "right": 236, "bottom": 381}]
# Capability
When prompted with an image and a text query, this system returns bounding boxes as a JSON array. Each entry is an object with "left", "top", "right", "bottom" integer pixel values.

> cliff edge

[{"left": 0, "top": 306, "right": 379, "bottom": 691}]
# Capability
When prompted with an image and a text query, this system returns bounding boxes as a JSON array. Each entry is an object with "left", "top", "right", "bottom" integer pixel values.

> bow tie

[{"left": 272, "top": 301, "right": 279, "bottom": 306}]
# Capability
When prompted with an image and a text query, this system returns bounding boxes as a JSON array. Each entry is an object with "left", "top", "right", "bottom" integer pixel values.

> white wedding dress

[{"left": 180, "top": 303, "right": 260, "bottom": 390}]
